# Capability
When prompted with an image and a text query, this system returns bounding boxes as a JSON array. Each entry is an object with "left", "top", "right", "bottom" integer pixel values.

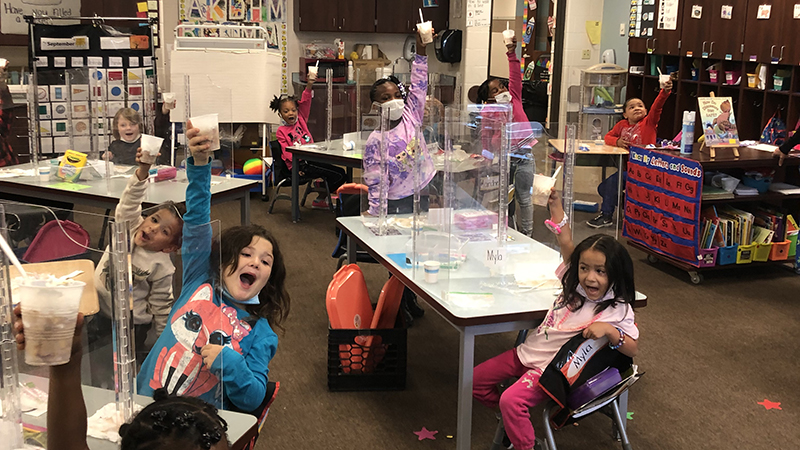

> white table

[
  {"left": 0, "top": 163, "right": 258, "bottom": 225},
  {"left": 20, "top": 374, "right": 257, "bottom": 450},
  {"left": 285, "top": 139, "right": 363, "bottom": 222},
  {"left": 335, "top": 216, "right": 647, "bottom": 450}
]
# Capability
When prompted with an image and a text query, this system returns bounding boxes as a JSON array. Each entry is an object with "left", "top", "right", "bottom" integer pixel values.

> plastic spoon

[
  {"left": 0, "top": 233, "right": 28, "bottom": 280},
  {"left": 507, "top": 21, "right": 510, "bottom": 30},
  {"left": 58, "top": 270, "right": 84, "bottom": 282},
  {"left": 552, "top": 165, "right": 562, "bottom": 180},
  {"left": 419, "top": 8, "right": 425, "bottom": 23}
]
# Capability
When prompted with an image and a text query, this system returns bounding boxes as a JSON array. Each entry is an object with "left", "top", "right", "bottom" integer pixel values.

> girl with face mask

[
  {"left": 362, "top": 27, "right": 436, "bottom": 216},
  {"left": 474, "top": 37, "right": 537, "bottom": 237}
]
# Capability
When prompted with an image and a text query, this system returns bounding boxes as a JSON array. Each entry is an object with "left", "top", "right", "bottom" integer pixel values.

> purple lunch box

[{"left": 567, "top": 366, "right": 623, "bottom": 410}]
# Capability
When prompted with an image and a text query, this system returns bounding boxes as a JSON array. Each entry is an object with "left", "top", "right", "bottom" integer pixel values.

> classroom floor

[{"left": 88, "top": 192, "right": 800, "bottom": 449}]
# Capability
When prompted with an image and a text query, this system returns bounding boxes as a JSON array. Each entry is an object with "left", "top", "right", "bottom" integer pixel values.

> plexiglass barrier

[{"left": 184, "top": 76, "right": 234, "bottom": 176}]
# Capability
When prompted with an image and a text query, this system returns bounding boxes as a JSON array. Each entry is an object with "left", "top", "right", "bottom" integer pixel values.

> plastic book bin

[
  {"left": 753, "top": 243, "right": 772, "bottom": 262},
  {"left": 717, "top": 245, "right": 738, "bottom": 265},
  {"left": 698, "top": 247, "right": 718, "bottom": 267},
  {"left": 736, "top": 243, "right": 756, "bottom": 264},
  {"left": 709, "top": 69, "right": 719, "bottom": 83},
  {"left": 769, "top": 240, "right": 790, "bottom": 261},
  {"left": 789, "top": 232, "right": 798, "bottom": 258}
]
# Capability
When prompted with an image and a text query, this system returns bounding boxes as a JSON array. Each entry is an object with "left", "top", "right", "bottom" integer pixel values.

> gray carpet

[{"left": 210, "top": 196, "right": 800, "bottom": 450}]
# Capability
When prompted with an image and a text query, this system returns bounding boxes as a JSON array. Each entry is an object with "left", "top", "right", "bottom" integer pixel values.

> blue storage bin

[
  {"left": 741, "top": 175, "right": 772, "bottom": 194},
  {"left": 717, "top": 245, "right": 738, "bottom": 265},
  {"left": 232, "top": 169, "right": 270, "bottom": 193}
]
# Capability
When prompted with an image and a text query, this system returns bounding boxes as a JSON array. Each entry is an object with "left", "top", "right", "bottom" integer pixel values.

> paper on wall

[
  {"left": 71, "top": 56, "right": 85, "bottom": 67},
  {"left": 101, "top": 37, "right": 130, "bottom": 50},
  {"left": 108, "top": 57, "right": 124, "bottom": 68},
  {"left": 657, "top": 0, "right": 678, "bottom": 30},
  {"left": 585, "top": 21, "right": 601, "bottom": 44}
]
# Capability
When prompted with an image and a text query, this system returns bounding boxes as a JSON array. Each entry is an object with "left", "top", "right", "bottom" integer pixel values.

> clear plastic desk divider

[
  {"left": 326, "top": 68, "right": 333, "bottom": 150},
  {"left": 25, "top": 73, "right": 40, "bottom": 173},
  {"left": 0, "top": 204, "right": 23, "bottom": 449},
  {"left": 109, "top": 219, "right": 135, "bottom": 423}
]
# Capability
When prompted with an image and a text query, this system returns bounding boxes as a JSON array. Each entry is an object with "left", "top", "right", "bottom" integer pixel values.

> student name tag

[{"left": 484, "top": 246, "right": 507, "bottom": 267}]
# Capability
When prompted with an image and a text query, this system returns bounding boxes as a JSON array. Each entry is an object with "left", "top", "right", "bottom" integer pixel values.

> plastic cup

[
  {"left": 17, "top": 279, "right": 85, "bottom": 366},
  {"left": 308, "top": 65, "right": 319, "bottom": 77},
  {"left": 424, "top": 260, "right": 440, "bottom": 284},
  {"left": 503, "top": 29, "right": 515, "bottom": 45},
  {"left": 532, "top": 173, "right": 556, "bottom": 207},
  {"left": 162, "top": 92, "right": 176, "bottom": 109},
  {"left": 189, "top": 113, "right": 221, "bottom": 151},
  {"left": 38, "top": 166, "right": 51, "bottom": 182},
  {"left": 659, "top": 74, "right": 671, "bottom": 89},
  {"left": 417, "top": 21, "right": 434, "bottom": 45},
  {"left": 140, "top": 134, "right": 164, "bottom": 164}
]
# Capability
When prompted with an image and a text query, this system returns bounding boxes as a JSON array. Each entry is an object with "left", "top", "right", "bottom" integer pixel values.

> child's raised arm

[
  {"left": 548, "top": 187, "right": 574, "bottom": 261},
  {"left": 298, "top": 73, "right": 316, "bottom": 122},
  {"left": 180, "top": 120, "right": 215, "bottom": 286},
  {"left": 406, "top": 27, "right": 431, "bottom": 125}
]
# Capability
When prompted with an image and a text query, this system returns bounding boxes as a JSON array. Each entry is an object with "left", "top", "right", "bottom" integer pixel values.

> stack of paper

[
  {"left": 734, "top": 185, "right": 759, "bottom": 196},
  {"left": 768, "top": 182, "right": 800, "bottom": 195}
]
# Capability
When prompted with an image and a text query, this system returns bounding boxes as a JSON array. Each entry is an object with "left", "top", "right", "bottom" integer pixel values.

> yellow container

[
  {"left": 747, "top": 73, "right": 757, "bottom": 88},
  {"left": 736, "top": 243, "right": 756, "bottom": 264},
  {"left": 753, "top": 243, "right": 772, "bottom": 262}
]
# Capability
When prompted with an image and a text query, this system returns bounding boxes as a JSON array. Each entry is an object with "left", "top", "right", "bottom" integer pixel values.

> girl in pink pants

[{"left": 472, "top": 190, "right": 641, "bottom": 450}]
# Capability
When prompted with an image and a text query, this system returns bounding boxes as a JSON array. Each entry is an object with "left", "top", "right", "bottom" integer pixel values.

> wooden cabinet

[
  {"left": 298, "top": 0, "right": 448, "bottom": 34},
  {"left": 649, "top": 0, "right": 683, "bottom": 55},
  {"left": 680, "top": 0, "right": 713, "bottom": 57},
  {"left": 743, "top": 0, "right": 788, "bottom": 63},
  {"left": 681, "top": 0, "right": 746, "bottom": 60}
]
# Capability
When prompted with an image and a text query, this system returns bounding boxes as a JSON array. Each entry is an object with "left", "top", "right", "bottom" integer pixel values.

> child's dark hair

[
  {"left": 269, "top": 95, "right": 297, "bottom": 114},
  {"left": 369, "top": 75, "right": 407, "bottom": 102},
  {"left": 212, "top": 225, "right": 290, "bottom": 331},
  {"left": 623, "top": 97, "right": 641, "bottom": 110},
  {"left": 119, "top": 388, "right": 229, "bottom": 450},
  {"left": 560, "top": 234, "right": 635, "bottom": 314},
  {"left": 476, "top": 76, "right": 509, "bottom": 104}
]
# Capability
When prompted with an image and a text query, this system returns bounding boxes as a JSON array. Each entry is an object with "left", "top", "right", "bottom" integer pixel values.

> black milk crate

[{"left": 327, "top": 324, "right": 407, "bottom": 391}]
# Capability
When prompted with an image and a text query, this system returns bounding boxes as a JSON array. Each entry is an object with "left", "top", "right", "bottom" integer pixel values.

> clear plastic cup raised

[
  {"left": 162, "top": 92, "right": 177, "bottom": 109},
  {"left": 189, "top": 113, "right": 221, "bottom": 152},
  {"left": 417, "top": 21, "right": 434, "bottom": 45},
  {"left": 502, "top": 29, "right": 515, "bottom": 45},
  {"left": 17, "top": 278, "right": 85, "bottom": 366},
  {"left": 308, "top": 65, "right": 319, "bottom": 77},
  {"left": 532, "top": 173, "right": 556, "bottom": 207},
  {"left": 140, "top": 134, "right": 164, "bottom": 165}
]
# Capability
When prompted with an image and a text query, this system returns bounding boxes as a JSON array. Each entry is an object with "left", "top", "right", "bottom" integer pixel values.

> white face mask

[
  {"left": 494, "top": 91, "right": 512, "bottom": 104},
  {"left": 381, "top": 99, "right": 405, "bottom": 121}
]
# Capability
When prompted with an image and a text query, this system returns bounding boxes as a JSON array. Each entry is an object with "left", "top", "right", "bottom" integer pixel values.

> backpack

[{"left": 760, "top": 109, "right": 787, "bottom": 145}]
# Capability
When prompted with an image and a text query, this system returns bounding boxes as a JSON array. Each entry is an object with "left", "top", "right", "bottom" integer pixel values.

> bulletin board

[
  {"left": 623, "top": 146, "right": 703, "bottom": 266},
  {"left": 169, "top": 48, "right": 281, "bottom": 124}
]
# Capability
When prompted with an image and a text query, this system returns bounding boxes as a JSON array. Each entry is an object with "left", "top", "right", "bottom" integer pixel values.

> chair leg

[
  {"left": 610, "top": 399, "right": 632, "bottom": 450},
  {"left": 490, "top": 416, "right": 507, "bottom": 450},
  {"left": 268, "top": 186, "right": 281, "bottom": 214},
  {"left": 301, "top": 180, "right": 314, "bottom": 207},
  {"left": 542, "top": 402, "right": 558, "bottom": 450},
  {"left": 323, "top": 179, "right": 334, "bottom": 212}
]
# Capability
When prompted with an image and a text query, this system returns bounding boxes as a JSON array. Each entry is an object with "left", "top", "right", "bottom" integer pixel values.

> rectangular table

[
  {"left": 285, "top": 139, "right": 363, "bottom": 223},
  {"left": 20, "top": 374, "right": 257, "bottom": 450},
  {"left": 0, "top": 163, "right": 258, "bottom": 225},
  {"left": 335, "top": 216, "right": 647, "bottom": 450}
]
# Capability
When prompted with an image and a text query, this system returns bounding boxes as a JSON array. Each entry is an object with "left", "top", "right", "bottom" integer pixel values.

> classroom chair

[
  {"left": 490, "top": 331, "right": 641, "bottom": 450},
  {"left": 237, "top": 380, "right": 280, "bottom": 450},
  {"left": 268, "top": 143, "right": 334, "bottom": 214}
]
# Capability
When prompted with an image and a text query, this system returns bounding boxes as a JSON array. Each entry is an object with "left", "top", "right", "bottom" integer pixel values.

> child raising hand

[
  {"left": 473, "top": 189, "right": 639, "bottom": 450},
  {"left": 137, "top": 119, "right": 290, "bottom": 412}
]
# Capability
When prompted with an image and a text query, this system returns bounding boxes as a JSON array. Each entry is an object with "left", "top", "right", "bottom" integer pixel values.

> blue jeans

[{"left": 598, "top": 171, "right": 627, "bottom": 216}]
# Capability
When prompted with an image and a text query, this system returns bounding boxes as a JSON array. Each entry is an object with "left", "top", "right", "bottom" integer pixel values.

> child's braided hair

[
  {"left": 369, "top": 75, "right": 408, "bottom": 103},
  {"left": 119, "top": 388, "right": 229, "bottom": 450}
]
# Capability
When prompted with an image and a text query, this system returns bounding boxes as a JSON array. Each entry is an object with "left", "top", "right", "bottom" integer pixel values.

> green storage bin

[
  {"left": 753, "top": 243, "right": 772, "bottom": 262},
  {"left": 789, "top": 232, "right": 798, "bottom": 258}
]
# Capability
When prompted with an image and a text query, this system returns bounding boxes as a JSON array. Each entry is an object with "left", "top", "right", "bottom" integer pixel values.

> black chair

[
  {"left": 268, "top": 142, "right": 332, "bottom": 214},
  {"left": 234, "top": 380, "right": 280, "bottom": 450}
]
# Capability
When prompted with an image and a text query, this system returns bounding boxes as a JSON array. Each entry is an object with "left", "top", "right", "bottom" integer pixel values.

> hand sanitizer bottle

[{"left": 681, "top": 111, "right": 695, "bottom": 155}]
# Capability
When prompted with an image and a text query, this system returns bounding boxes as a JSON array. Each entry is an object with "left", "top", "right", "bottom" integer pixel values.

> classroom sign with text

[
  {"left": 623, "top": 146, "right": 703, "bottom": 266},
  {"left": 1, "top": 0, "right": 81, "bottom": 35}
]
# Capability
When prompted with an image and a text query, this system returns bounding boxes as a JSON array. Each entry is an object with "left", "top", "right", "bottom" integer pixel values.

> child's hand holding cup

[
  {"left": 503, "top": 22, "right": 516, "bottom": 49},
  {"left": 188, "top": 113, "right": 221, "bottom": 152},
  {"left": 139, "top": 134, "right": 164, "bottom": 165},
  {"left": 186, "top": 119, "right": 213, "bottom": 165},
  {"left": 417, "top": 9, "right": 434, "bottom": 45}
]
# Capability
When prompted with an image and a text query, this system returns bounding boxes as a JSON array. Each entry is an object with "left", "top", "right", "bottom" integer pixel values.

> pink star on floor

[
  {"left": 413, "top": 427, "right": 438, "bottom": 440},
  {"left": 757, "top": 399, "right": 782, "bottom": 410}
]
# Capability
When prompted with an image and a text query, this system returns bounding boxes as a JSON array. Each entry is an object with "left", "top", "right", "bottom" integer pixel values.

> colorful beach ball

[{"left": 243, "top": 158, "right": 262, "bottom": 175}]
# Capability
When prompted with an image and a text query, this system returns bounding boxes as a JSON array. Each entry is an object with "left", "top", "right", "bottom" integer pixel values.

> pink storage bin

[
  {"left": 454, "top": 209, "right": 498, "bottom": 230},
  {"left": 698, "top": 248, "right": 718, "bottom": 267}
]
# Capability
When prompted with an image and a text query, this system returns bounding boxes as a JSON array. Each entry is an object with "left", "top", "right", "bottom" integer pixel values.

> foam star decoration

[
  {"left": 627, "top": 411, "right": 634, "bottom": 420},
  {"left": 413, "top": 427, "right": 438, "bottom": 440},
  {"left": 757, "top": 399, "right": 782, "bottom": 410}
]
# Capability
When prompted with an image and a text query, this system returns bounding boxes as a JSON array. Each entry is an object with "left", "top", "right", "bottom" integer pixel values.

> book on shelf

[
  {"left": 768, "top": 182, "right": 800, "bottom": 195},
  {"left": 702, "top": 185, "right": 735, "bottom": 200},
  {"left": 733, "top": 185, "right": 759, "bottom": 196}
]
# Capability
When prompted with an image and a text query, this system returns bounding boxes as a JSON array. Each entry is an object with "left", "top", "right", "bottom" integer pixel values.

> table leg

[
  {"left": 346, "top": 234, "right": 356, "bottom": 265},
  {"left": 292, "top": 153, "right": 300, "bottom": 222},
  {"left": 615, "top": 154, "right": 624, "bottom": 239},
  {"left": 456, "top": 327, "right": 476, "bottom": 450},
  {"left": 240, "top": 190, "right": 251, "bottom": 225}
]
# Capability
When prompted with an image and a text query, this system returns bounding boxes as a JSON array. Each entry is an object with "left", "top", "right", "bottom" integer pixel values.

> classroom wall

[{"left": 600, "top": 0, "right": 630, "bottom": 68}]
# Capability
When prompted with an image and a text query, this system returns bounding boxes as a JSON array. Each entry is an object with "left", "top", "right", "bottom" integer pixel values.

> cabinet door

[
  {"left": 707, "top": 0, "right": 747, "bottom": 59},
  {"left": 339, "top": 0, "right": 376, "bottom": 33},
  {"left": 377, "top": 0, "right": 416, "bottom": 33},
  {"left": 297, "top": 0, "right": 338, "bottom": 32},
  {"left": 651, "top": 0, "right": 683, "bottom": 55},
  {"left": 417, "top": 0, "right": 450, "bottom": 32},
  {"left": 780, "top": 1, "right": 800, "bottom": 64},
  {"left": 680, "top": 0, "right": 713, "bottom": 57},
  {"left": 743, "top": 0, "right": 784, "bottom": 63}
]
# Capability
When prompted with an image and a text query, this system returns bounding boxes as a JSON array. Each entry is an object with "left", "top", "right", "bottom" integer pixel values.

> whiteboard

[{"left": 170, "top": 48, "right": 281, "bottom": 124}]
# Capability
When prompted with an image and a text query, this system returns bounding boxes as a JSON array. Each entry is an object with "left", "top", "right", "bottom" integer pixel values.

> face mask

[
  {"left": 381, "top": 99, "right": 405, "bottom": 121},
  {"left": 494, "top": 91, "right": 512, "bottom": 104}
]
